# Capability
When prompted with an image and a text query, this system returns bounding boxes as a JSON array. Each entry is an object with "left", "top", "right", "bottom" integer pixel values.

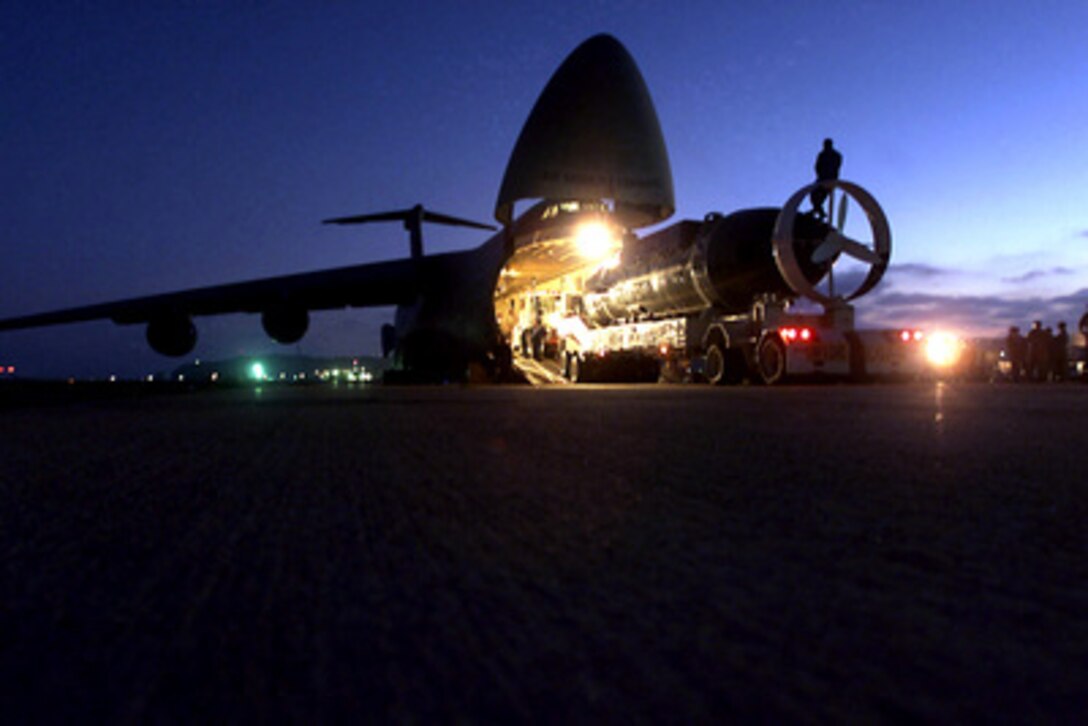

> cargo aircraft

[{"left": 0, "top": 35, "right": 889, "bottom": 383}]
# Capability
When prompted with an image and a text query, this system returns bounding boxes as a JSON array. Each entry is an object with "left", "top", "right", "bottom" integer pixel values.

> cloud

[
  {"left": 859, "top": 287, "right": 1088, "bottom": 336},
  {"left": 1002, "top": 266, "right": 1075, "bottom": 284},
  {"left": 889, "top": 262, "right": 950, "bottom": 278}
]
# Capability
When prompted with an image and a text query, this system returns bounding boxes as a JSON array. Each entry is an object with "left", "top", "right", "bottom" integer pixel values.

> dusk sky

[{"left": 3, "top": 2, "right": 1087, "bottom": 377}]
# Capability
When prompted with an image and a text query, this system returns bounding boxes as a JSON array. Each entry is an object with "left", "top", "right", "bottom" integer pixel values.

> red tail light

[
  {"left": 779, "top": 326, "right": 816, "bottom": 344},
  {"left": 898, "top": 329, "right": 925, "bottom": 343}
]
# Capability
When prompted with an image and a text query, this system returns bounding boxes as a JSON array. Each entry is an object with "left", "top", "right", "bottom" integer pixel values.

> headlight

[{"left": 925, "top": 331, "right": 961, "bottom": 367}]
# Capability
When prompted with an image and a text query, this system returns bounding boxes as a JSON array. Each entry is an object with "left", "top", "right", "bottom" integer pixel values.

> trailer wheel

[
  {"left": 706, "top": 341, "right": 745, "bottom": 385},
  {"left": 705, "top": 343, "right": 726, "bottom": 385},
  {"left": 757, "top": 335, "right": 787, "bottom": 385},
  {"left": 568, "top": 353, "right": 582, "bottom": 383}
]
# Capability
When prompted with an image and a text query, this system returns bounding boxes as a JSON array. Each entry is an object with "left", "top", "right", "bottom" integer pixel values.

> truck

[{"left": 540, "top": 180, "right": 929, "bottom": 385}]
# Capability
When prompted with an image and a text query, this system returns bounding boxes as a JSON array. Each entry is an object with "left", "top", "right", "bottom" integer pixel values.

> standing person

[
  {"left": 1026, "top": 320, "right": 1047, "bottom": 381},
  {"left": 810, "top": 138, "right": 843, "bottom": 220},
  {"left": 1053, "top": 321, "right": 1069, "bottom": 381},
  {"left": 1005, "top": 325, "right": 1026, "bottom": 382},
  {"left": 1079, "top": 308, "right": 1088, "bottom": 376}
]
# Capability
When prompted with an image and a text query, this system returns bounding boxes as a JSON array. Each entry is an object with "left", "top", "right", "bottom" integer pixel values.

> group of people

[{"left": 1005, "top": 321, "right": 1070, "bottom": 382}]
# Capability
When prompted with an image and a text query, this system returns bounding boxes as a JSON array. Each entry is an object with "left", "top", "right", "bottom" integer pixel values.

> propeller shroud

[{"left": 771, "top": 179, "right": 891, "bottom": 305}]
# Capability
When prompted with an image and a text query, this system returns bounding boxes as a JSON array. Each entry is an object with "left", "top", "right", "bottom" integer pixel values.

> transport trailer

[
  {"left": 558, "top": 180, "right": 902, "bottom": 384},
  {"left": 562, "top": 299, "right": 931, "bottom": 385}
]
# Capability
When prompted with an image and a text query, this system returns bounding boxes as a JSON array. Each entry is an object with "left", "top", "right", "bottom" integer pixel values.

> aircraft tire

[
  {"left": 757, "top": 335, "right": 787, "bottom": 385},
  {"left": 705, "top": 342, "right": 727, "bottom": 385}
]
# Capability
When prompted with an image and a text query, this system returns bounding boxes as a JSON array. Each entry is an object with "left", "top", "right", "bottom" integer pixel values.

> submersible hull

[{"left": 583, "top": 208, "right": 828, "bottom": 326}]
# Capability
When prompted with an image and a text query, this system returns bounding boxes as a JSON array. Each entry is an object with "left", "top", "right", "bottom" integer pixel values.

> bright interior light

[
  {"left": 575, "top": 221, "right": 619, "bottom": 262},
  {"left": 925, "top": 331, "right": 961, "bottom": 368}
]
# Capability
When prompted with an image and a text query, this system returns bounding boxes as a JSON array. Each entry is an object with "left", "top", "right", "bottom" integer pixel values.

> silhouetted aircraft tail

[{"left": 323, "top": 204, "right": 496, "bottom": 260}]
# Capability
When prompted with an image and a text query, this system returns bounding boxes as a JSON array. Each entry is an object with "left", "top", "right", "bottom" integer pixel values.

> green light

[{"left": 251, "top": 362, "right": 266, "bottom": 380}]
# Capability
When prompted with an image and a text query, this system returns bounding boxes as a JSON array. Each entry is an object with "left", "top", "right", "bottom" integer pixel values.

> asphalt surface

[{"left": 2, "top": 381, "right": 1087, "bottom": 722}]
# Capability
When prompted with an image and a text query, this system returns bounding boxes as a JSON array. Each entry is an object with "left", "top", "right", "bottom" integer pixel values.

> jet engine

[
  {"left": 261, "top": 303, "right": 309, "bottom": 344},
  {"left": 146, "top": 312, "right": 197, "bottom": 357}
]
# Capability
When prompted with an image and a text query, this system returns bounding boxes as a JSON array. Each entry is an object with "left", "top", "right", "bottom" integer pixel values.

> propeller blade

[
  {"left": 836, "top": 194, "right": 848, "bottom": 232},
  {"left": 841, "top": 237, "right": 883, "bottom": 265},
  {"left": 812, "top": 237, "right": 843, "bottom": 264}
]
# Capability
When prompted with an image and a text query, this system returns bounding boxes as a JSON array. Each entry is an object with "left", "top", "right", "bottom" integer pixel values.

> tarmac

[{"left": 2, "top": 381, "right": 1087, "bottom": 721}]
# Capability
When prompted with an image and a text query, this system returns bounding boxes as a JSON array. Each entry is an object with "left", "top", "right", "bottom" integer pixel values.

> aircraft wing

[{"left": 0, "top": 256, "right": 418, "bottom": 331}]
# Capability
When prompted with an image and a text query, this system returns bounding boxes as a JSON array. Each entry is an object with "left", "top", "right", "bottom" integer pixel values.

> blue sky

[{"left": 2, "top": 2, "right": 1087, "bottom": 377}]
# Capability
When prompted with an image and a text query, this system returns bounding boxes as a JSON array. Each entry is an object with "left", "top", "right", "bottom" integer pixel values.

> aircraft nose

[{"left": 495, "top": 34, "right": 674, "bottom": 229}]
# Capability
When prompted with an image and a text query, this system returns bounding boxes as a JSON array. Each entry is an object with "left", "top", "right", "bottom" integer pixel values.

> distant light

[
  {"left": 799, "top": 327, "right": 812, "bottom": 342},
  {"left": 5, "top": 366, "right": 13, "bottom": 374},
  {"left": 925, "top": 331, "right": 961, "bottom": 368},
  {"left": 210, "top": 371, "right": 219, "bottom": 382},
  {"left": 913, "top": 330, "right": 924, "bottom": 342},
  {"left": 251, "top": 362, "right": 266, "bottom": 381},
  {"left": 109, "top": 375, "right": 117, "bottom": 383},
  {"left": 899, "top": 330, "right": 912, "bottom": 343}
]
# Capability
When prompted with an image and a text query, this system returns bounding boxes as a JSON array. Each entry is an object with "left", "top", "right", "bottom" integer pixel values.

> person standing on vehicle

[{"left": 810, "top": 138, "right": 842, "bottom": 220}]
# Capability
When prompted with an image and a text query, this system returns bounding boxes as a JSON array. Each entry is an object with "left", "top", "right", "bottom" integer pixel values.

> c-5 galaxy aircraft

[{"left": 0, "top": 35, "right": 890, "bottom": 384}]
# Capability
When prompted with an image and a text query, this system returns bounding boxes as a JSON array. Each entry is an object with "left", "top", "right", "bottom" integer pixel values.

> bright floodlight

[
  {"left": 251, "top": 362, "right": 266, "bottom": 380},
  {"left": 925, "top": 332, "right": 961, "bottom": 368},
  {"left": 575, "top": 221, "right": 619, "bottom": 262}
]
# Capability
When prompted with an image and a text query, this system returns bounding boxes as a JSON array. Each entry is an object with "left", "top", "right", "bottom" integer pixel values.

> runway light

[
  {"left": 925, "top": 331, "right": 961, "bottom": 368},
  {"left": 575, "top": 221, "right": 619, "bottom": 263}
]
